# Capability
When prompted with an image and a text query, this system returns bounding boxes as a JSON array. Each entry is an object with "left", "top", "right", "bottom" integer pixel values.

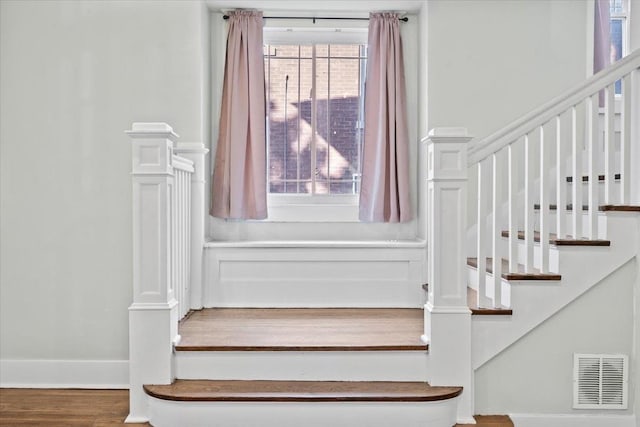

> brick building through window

[{"left": 265, "top": 43, "right": 367, "bottom": 196}]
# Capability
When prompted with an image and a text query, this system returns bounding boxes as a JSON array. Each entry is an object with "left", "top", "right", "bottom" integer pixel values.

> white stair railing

[
  {"left": 125, "top": 122, "right": 208, "bottom": 422},
  {"left": 467, "top": 50, "right": 640, "bottom": 309},
  {"left": 171, "top": 155, "right": 194, "bottom": 319}
]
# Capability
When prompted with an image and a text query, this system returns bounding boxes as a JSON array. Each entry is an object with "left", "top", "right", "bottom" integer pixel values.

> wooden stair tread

[
  {"left": 143, "top": 380, "right": 462, "bottom": 402},
  {"left": 424, "top": 284, "right": 512, "bottom": 315},
  {"left": 600, "top": 205, "right": 640, "bottom": 212},
  {"left": 467, "top": 288, "right": 512, "bottom": 315},
  {"left": 456, "top": 415, "right": 515, "bottom": 427},
  {"left": 467, "top": 257, "right": 561, "bottom": 281},
  {"left": 176, "top": 308, "right": 427, "bottom": 351},
  {"left": 501, "top": 230, "right": 610, "bottom": 246},
  {"left": 535, "top": 203, "right": 640, "bottom": 212}
]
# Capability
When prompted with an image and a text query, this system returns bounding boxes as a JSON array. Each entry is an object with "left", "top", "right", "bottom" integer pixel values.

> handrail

[
  {"left": 468, "top": 49, "right": 640, "bottom": 165},
  {"left": 172, "top": 154, "right": 195, "bottom": 173}
]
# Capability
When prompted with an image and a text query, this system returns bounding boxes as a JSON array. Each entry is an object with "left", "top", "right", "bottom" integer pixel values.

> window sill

[
  {"left": 204, "top": 239, "right": 426, "bottom": 249},
  {"left": 260, "top": 194, "right": 360, "bottom": 222}
]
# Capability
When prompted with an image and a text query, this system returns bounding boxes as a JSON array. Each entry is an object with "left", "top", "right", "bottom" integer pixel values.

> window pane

[
  {"left": 610, "top": 0, "right": 624, "bottom": 14},
  {"left": 329, "top": 44, "right": 361, "bottom": 58},
  {"left": 265, "top": 43, "right": 366, "bottom": 196},
  {"left": 266, "top": 51, "right": 310, "bottom": 193},
  {"left": 328, "top": 56, "right": 363, "bottom": 194},
  {"left": 610, "top": 19, "right": 623, "bottom": 93},
  {"left": 315, "top": 56, "right": 329, "bottom": 194}
]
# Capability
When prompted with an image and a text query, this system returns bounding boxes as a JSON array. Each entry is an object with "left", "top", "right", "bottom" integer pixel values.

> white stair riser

[
  {"left": 175, "top": 351, "right": 429, "bottom": 382},
  {"left": 147, "top": 399, "right": 459, "bottom": 427},
  {"left": 467, "top": 269, "right": 512, "bottom": 309},
  {"left": 533, "top": 210, "right": 608, "bottom": 238},
  {"left": 513, "top": 240, "right": 561, "bottom": 272}
]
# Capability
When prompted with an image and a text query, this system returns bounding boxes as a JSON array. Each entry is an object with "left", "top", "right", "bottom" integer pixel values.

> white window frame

[
  {"left": 263, "top": 22, "right": 368, "bottom": 222},
  {"left": 610, "top": 0, "right": 630, "bottom": 58}
]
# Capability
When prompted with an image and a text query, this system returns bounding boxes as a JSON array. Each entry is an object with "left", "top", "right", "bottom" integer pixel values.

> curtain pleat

[
  {"left": 210, "top": 10, "right": 267, "bottom": 220},
  {"left": 594, "top": 0, "right": 611, "bottom": 106},
  {"left": 359, "top": 12, "right": 411, "bottom": 223},
  {"left": 594, "top": 0, "right": 611, "bottom": 74}
]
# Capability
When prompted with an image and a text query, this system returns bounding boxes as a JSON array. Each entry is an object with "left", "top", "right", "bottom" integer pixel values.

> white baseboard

[
  {"left": 510, "top": 413, "right": 636, "bottom": 427},
  {"left": 0, "top": 359, "right": 129, "bottom": 389}
]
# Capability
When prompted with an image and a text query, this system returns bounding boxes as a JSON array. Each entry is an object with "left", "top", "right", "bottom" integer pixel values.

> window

[
  {"left": 610, "top": 0, "right": 629, "bottom": 93},
  {"left": 265, "top": 42, "right": 367, "bottom": 198}
]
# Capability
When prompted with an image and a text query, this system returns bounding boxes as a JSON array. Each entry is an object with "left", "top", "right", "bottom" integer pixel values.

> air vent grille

[{"left": 573, "top": 354, "right": 628, "bottom": 409}]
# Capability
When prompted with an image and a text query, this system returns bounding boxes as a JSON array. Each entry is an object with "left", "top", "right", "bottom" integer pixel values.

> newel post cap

[{"left": 126, "top": 122, "right": 180, "bottom": 140}]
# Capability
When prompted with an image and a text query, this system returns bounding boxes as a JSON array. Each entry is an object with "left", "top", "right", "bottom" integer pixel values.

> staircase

[{"left": 124, "top": 50, "right": 640, "bottom": 426}]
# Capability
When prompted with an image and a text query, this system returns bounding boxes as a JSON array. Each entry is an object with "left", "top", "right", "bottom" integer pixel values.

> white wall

[
  {"left": 1, "top": 0, "right": 629, "bottom": 395},
  {"left": 0, "top": 0, "right": 207, "bottom": 368},
  {"left": 475, "top": 259, "right": 636, "bottom": 415},
  {"left": 425, "top": 0, "right": 589, "bottom": 139}
]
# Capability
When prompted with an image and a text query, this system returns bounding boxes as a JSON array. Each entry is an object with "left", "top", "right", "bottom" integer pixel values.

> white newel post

[
  {"left": 125, "top": 123, "right": 180, "bottom": 423},
  {"left": 423, "top": 128, "right": 474, "bottom": 424},
  {"left": 174, "top": 142, "right": 209, "bottom": 310}
]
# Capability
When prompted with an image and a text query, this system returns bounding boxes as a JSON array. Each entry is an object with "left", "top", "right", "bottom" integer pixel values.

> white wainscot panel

[{"left": 203, "top": 241, "right": 427, "bottom": 308}]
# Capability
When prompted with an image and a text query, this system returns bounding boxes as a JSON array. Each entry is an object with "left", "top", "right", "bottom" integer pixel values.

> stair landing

[{"left": 176, "top": 308, "right": 427, "bottom": 351}]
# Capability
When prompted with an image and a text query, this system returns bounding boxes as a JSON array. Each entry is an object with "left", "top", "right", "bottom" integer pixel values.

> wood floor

[
  {"left": 0, "top": 389, "right": 513, "bottom": 426},
  {"left": 0, "top": 388, "right": 149, "bottom": 426},
  {"left": 177, "top": 308, "right": 427, "bottom": 351}
]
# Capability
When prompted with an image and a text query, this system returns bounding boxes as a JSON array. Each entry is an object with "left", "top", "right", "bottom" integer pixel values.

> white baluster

[
  {"left": 181, "top": 171, "right": 187, "bottom": 317},
  {"left": 571, "top": 105, "right": 583, "bottom": 238},
  {"left": 185, "top": 174, "right": 192, "bottom": 316},
  {"left": 604, "top": 84, "right": 616, "bottom": 204},
  {"left": 174, "top": 172, "right": 179, "bottom": 317},
  {"left": 172, "top": 174, "right": 177, "bottom": 305},
  {"left": 586, "top": 94, "right": 598, "bottom": 239},
  {"left": 508, "top": 143, "right": 518, "bottom": 273},
  {"left": 175, "top": 142, "right": 209, "bottom": 311},
  {"left": 184, "top": 172, "right": 191, "bottom": 317},
  {"left": 491, "top": 151, "right": 503, "bottom": 307},
  {"left": 555, "top": 114, "right": 567, "bottom": 239},
  {"left": 539, "top": 125, "right": 549, "bottom": 272},
  {"left": 621, "top": 74, "right": 631, "bottom": 204},
  {"left": 524, "top": 133, "right": 535, "bottom": 272},
  {"left": 476, "top": 160, "right": 491, "bottom": 308},
  {"left": 176, "top": 171, "right": 184, "bottom": 316}
]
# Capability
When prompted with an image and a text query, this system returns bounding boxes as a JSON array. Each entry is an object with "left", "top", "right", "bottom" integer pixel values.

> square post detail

[
  {"left": 423, "top": 128, "right": 474, "bottom": 424},
  {"left": 125, "top": 123, "right": 180, "bottom": 423}
]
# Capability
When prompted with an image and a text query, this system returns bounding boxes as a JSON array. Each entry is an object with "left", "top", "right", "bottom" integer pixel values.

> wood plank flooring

[
  {"left": 0, "top": 388, "right": 149, "bottom": 426},
  {"left": 144, "top": 379, "right": 462, "bottom": 402},
  {"left": 176, "top": 308, "right": 427, "bottom": 351},
  {"left": 457, "top": 415, "right": 514, "bottom": 427},
  {"left": 0, "top": 389, "right": 514, "bottom": 427}
]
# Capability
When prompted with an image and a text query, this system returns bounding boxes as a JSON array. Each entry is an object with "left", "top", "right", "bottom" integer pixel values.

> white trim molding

[
  {"left": 203, "top": 241, "right": 426, "bottom": 308},
  {"left": 509, "top": 413, "right": 636, "bottom": 427},
  {"left": 0, "top": 359, "right": 129, "bottom": 389}
]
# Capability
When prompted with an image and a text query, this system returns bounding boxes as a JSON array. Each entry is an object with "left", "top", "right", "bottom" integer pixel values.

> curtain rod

[{"left": 222, "top": 15, "right": 409, "bottom": 23}]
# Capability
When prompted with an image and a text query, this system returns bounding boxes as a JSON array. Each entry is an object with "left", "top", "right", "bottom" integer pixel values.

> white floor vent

[{"left": 573, "top": 353, "right": 628, "bottom": 409}]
